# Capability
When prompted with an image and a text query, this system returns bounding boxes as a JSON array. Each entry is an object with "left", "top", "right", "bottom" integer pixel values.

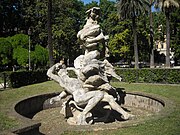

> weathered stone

[
  {"left": 47, "top": 7, "right": 132, "bottom": 125},
  {"left": 84, "top": 75, "right": 107, "bottom": 87}
]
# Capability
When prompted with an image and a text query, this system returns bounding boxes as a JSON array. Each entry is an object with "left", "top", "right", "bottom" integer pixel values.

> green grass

[
  {"left": 0, "top": 112, "right": 17, "bottom": 131},
  {"left": 63, "top": 82, "right": 180, "bottom": 135},
  {"left": 0, "top": 81, "right": 61, "bottom": 131},
  {"left": 0, "top": 81, "right": 180, "bottom": 135},
  {"left": 107, "top": 82, "right": 180, "bottom": 135}
]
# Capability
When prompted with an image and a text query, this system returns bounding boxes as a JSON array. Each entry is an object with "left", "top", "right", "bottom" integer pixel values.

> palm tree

[
  {"left": 155, "top": 0, "right": 179, "bottom": 68},
  {"left": 116, "top": 0, "right": 150, "bottom": 69},
  {"left": 150, "top": 0, "right": 155, "bottom": 68}
]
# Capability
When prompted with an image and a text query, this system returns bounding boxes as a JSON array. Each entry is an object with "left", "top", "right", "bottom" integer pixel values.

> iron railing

[{"left": 0, "top": 72, "right": 10, "bottom": 90}]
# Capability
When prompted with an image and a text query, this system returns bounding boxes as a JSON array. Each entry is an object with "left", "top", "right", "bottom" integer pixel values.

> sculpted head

[{"left": 86, "top": 7, "right": 100, "bottom": 21}]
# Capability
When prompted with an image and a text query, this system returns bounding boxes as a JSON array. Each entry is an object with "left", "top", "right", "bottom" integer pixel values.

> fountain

[
  {"left": 46, "top": 7, "right": 134, "bottom": 125},
  {"left": 11, "top": 7, "right": 168, "bottom": 135}
]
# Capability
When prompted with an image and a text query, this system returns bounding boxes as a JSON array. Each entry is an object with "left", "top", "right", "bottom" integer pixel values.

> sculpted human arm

[
  {"left": 47, "top": 63, "right": 62, "bottom": 82},
  {"left": 50, "top": 91, "right": 68, "bottom": 104}
]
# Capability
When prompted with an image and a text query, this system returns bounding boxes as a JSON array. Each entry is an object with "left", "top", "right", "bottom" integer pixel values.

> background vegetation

[
  {"left": 115, "top": 68, "right": 180, "bottom": 83},
  {"left": 0, "top": 0, "right": 180, "bottom": 70},
  {"left": 0, "top": 0, "right": 179, "bottom": 134}
]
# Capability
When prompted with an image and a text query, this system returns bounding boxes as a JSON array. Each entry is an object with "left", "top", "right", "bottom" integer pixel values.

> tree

[
  {"left": 150, "top": 0, "right": 155, "bottom": 68},
  {"left": 7, "top": 34, "right": 28, "bottom": 49},
  {"left": 116, "top": 0, "right": 150, "bottom": 68},
  {"left": 13, "top": 46, "right": 28, "bottom": 67},
  {"left": 32, "top": 45, "right": 48, "bottom": 69},
  {"left": 108, "top": 29, "right": 132, "bottom": 62},
  {"left": 6, "top": 34, "right": 29, "bottom": 68},
  {"left": 99, "top": 0, "right": 117, "bottom": 34},
  {"left": 84, "top": 1, "right": 99, "bottom": 11},
  {"left": 171, "top": 8, "right": 180, "bottom": 65},
  {"left": 0, "top": 38, "right": 13, "bottom": 66},
  {"left": 137, "top": 15, "right": 151, "bottom": 63},
  {"left": 47, "top": 0, "right": 54, "bottom": 66},
  {"left": 6, "top": 34, "right": 48, "bottom": 69},
  {"left": 155, "top": 0, "right": 179, "bottom": 68},
  {"left": 0, "top": 0, "right": 22, "bottom": 36},
  {"left": 52, "top": 0, "right": 84, "bottom": 64}
]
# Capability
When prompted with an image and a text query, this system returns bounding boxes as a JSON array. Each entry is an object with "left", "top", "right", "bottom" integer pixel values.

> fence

[{"left": 0, "top": 72, "right": 10, "bottom": 90}]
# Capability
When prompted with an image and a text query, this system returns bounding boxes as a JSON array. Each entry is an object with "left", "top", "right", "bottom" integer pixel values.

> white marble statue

[
  {"left": 47, "top": 63, "right": 132, "bottom": 125},
  {"left": 77, "top": 7, "right": 109, "bottom": 55},
  {"left": 47, "top": 7, "right": 132, "bottom": 125}
]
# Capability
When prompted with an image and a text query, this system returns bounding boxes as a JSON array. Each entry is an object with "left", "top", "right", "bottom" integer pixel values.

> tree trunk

[
  {"left": 132, "top": 17, "right": 139, "bottom": 69},
  {"left": 150, "top": 0, "right": 154, "bottom": 68},
  {"left": 165, "top": 11, "right": 170, "bottom": 68},
  {"left": 47, "top": 0, "right": 54, "bottom": 66}
]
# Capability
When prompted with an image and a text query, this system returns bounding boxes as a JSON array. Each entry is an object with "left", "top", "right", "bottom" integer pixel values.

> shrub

[
  {"left": 1, "top": 68, "right": 179, "bottom": 89},
  {"left": 8, "top": 70, "right": 48, "bottom": 88},
  {"left": 115, "top": 68, "right": 180, "bottom": 84},
  {"left": 0, "top": 38, "right": 13, "bottom": 66}
]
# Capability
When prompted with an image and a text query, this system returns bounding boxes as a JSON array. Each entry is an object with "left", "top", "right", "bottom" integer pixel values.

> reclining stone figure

[{"left": 47, "top": 62, "right": 133, "bottom": 125}]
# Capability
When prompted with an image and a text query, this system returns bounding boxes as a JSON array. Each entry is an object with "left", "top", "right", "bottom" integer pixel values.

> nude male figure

[{"left": 47, "top": 63, "right": 132, "bottom": 125}]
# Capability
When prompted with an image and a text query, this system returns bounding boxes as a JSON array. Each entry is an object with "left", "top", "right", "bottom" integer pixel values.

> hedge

[
  {"left": 115, "top": 68, "right": 180, "bottom": 84},
  {"left": 0, "top": 70, "right": 48, "bottom": 88},
  {"left": 0, "top": 68, "right": 179, "bottom": 89}
]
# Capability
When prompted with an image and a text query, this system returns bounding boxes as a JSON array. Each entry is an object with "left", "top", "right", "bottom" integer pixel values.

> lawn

[{"left": 0, "top": 81, "right": 180, "bottom": 135}]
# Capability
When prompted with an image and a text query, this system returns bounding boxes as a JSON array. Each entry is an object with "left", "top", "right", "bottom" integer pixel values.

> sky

[
  {"left": 82, "top": 0, "right": 116, "bottom": 4},
  {"left": 82, "top": 0, "right": 99, "bottom": 4}
]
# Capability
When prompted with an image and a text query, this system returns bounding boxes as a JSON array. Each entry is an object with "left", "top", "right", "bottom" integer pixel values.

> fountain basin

[{"left": 12, "top": 91, "right": 167, "bottom": 135}]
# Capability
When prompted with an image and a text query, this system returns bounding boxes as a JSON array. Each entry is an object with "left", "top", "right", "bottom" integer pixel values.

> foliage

[
  {"left": 1, "top": 0, "right": 85, "bottom": 65},
  {"left": 98, "top": 1, "right": 134, "bottom": 63},
  {"left": 155, "top": 0, "right": 180, "bottom": 11},
  {"left": 0, "top": 38, "right": 13, "bottom": 65},
  {"left": 0, "top": 0, "right": 22, "bottom": 37},
  {"left": 116, "top": 0, "right": 150, "bottom": 69},
  {"left": 0, "top": 0, "right": 180, "bottom": 68},
  {"left": 9, "top": 70, "right": 48, "bottom": 88},
  {"left": 7, "top": 34, "right": 29, "bottom": 49},
  {"left": 153, "top": 12, "right": 166, "bottom": 41},
  {"left": 171, "top": 8, "right": 180, "bottom": 64},
  {"left": 115, "top": 68, "right": 180, "bottom": 84},
  {"left": 108, "top": 29, "right": 132, "bottom": 61},
  {"left": 32, "top": 45, "right": 49, "bottom": 68},
  {"left": 99, "top": 0, "right": 117, "bottom": 35},
  {"left": 155, "top": 0, "right": 180, "bottom": 67},
  {"left": 137, "top": 15, "right": 151, "bottom": 62},
  {"left": 6, "top": 34, "right": 29, "bottom": 67},
  {"left": 0, "top": 34, "right": 49, "bottom": 69},
  {"left": 51, "top": 0, "right": 85, "bottom": 62},
  {"left": 66, "top": 66, "right": 180, "bottom": 84},
  {"left": 117, "top": 0, "right": 150, "bottom": 19},
  {"left": 13, "top": 46, "right": 28, "bottom": 67},
  {"left": 84, "top": 1, "right": 99, "bottom": 11}
]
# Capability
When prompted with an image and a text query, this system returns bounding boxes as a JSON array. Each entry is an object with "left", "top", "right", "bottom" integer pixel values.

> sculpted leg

[
  {"left": 102, "top": 93, "right": 132, "bottom": 120},
  {"left": 82, "top": 91, "right": 104, "bottom": 114},
  {"left": 76, "top": 91, "right": 104, "bottom": 125}
]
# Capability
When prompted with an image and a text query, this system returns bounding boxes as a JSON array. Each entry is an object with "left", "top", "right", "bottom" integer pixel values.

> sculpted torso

[{"left": 47, "top": 7, "right": 133, "bottom": 125}]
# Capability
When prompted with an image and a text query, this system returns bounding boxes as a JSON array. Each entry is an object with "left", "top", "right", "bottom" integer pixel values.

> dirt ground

[{"left": 33, "top": 106, "right": 154, "bottom": 135}]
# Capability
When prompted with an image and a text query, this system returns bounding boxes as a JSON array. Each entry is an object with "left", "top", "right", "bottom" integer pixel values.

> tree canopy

[{"left": 0, "top": 0, "right": 180, "bottom": 70}]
